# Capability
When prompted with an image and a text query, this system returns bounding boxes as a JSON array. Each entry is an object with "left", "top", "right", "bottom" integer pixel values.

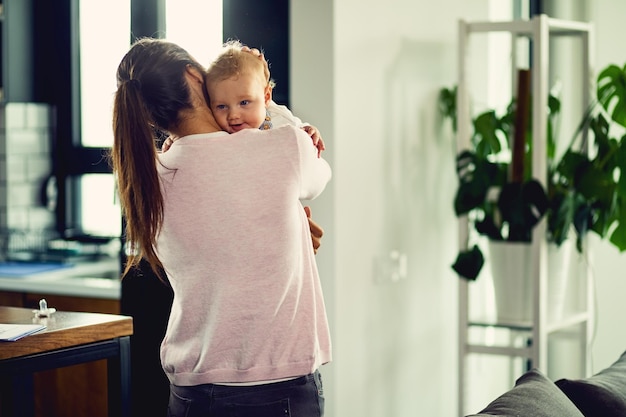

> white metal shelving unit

[{"left": 456, "top": 14, "right": 595, "bottom": 416}]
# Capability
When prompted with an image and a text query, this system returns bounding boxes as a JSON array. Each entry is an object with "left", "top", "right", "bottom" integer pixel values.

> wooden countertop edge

[{"left": 0, "top": 315, "right": 133, "bottom": 360}]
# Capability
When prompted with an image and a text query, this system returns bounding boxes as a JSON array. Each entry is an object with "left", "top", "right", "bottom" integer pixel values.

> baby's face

[{"left": 207, "top": 72, "right": 269, "bottom": 133}]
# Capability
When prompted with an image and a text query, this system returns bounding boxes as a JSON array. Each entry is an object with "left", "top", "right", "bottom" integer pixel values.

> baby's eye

[
  {"left": 240, "top": 100, "right": 250, "bottom": 106},
  {"left": 215, "top": 104, "right": 227, "bottom": 111}
]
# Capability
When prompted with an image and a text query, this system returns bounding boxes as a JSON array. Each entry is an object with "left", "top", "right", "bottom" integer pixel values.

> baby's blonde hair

[{"left": 205, "top": 40, "right": 275, "bottom": 91}]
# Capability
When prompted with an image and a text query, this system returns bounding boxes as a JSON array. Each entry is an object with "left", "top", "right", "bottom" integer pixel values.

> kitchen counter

[{"left": 0, "top": 257, "right": 121, "bottom": 299}]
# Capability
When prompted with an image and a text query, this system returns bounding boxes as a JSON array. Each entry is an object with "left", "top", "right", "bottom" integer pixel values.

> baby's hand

[
  {"left": 241, "top": 45, "right": 268, "bottom": 68},
  {"left": 302, "top": 125, "right": 325, "bottom": 158},
  {"left": 161, "top": 135, "right": 178, "bottom": 152}
]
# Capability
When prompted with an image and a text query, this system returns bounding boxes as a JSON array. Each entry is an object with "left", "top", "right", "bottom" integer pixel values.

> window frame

[
  {"left": 50, "top": 0, "right": 290, "bottom": 239},
  {"left": 53, "top": 0, "right": 165, "bottom": 238}
]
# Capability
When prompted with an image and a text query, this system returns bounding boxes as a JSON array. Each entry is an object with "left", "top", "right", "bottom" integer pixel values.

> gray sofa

[{"left": 466, "top": 349, "right": 626, "bottom": 417}]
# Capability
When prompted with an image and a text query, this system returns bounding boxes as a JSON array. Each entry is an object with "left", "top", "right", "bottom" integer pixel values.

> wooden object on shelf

[{"left": 511, "top": 68, "right": 531, "bottom": 183}]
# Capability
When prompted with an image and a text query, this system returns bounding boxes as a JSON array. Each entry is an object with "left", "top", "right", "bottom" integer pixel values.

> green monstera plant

[{"left": 440, "top": 63, "right": 626, "bottom": 281}]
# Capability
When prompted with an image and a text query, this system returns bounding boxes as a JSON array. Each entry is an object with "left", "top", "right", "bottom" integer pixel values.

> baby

[{"left": 204, "top": 40, "right": 325, "bottom": 155}]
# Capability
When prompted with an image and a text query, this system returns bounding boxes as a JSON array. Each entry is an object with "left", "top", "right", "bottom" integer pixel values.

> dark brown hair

[{"left": 110, "top": 38, "right": 205, "bottom": 278}]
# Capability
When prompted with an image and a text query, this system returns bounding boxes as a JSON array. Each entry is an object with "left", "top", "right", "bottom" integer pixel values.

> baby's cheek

[{"left": 215, "top": 117, "right": 231, "bottom": 133}]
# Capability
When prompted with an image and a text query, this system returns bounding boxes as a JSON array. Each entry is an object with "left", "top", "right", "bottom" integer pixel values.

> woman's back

[{"left": 155, "top": 125, "right": 332, "bottom": 385}]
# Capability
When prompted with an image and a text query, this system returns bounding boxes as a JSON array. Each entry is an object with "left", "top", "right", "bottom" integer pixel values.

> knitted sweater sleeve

[{"left": 292, "top": 126, "right": 331, "bottom": 201}]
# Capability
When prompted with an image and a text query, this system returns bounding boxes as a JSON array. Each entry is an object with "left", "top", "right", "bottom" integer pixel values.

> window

[
  {"left": 79, "top": 1, "right": 131, "bottom": 148},
  {"left": 73, "top": 0, "right": 222, "bottom": 238},
  {"left": 165, "top": 0, "right": 223, "bottom": 66},
  {"left": 71, "top": 1, "right": 130, "bottom": 237}
]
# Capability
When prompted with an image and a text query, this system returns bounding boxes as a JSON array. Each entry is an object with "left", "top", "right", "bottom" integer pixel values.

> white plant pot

[
  {"left": 488, "top": 240, "right": 533, "bottom": 325},
  {"left": 547, "top": 239, "right": 572, "bottom": 323},
  {"left": 488, "top": 239, "right": 573, "bottom": 325}
]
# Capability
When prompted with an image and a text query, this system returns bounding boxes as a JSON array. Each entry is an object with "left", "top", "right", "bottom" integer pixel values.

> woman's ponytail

[
  {"left": 111, "top": 78, "right": 163, "bottom": 277},
  {"left": 111, "top": 38, "right": 204, "bottom": 279}
]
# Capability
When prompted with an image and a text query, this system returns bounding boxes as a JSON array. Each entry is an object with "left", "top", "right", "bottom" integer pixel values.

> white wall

[
  {"left": 291, "top": 1, "right": 626, "bottom": 416},
  {"left": 292, "top": 1, "right": 488, "bottom": 416}
]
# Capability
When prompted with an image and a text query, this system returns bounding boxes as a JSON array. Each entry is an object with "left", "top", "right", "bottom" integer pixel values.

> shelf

[
  {"left": 466, "top": 344, "right": 533, "bottom": 358},
  {"left": 469, "top": 320, "right": 533, "bottom": 332},
  {"left": 545, "top": 311, "right": 591, "bottom": 334},
  {"left": 464, "top": 16, "right": 592, "bottom": 36},
  {"left": 456, "top": 14, "right": 594, "bottom": 417},
  {"left": 469, "top": 311, "right": 591, "bottom": 334},
  {"left": 465, "top": 312, "right": 590, "bottom": 358}
]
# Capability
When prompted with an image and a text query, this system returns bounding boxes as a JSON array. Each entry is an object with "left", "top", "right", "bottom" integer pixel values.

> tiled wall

[{"left": 0, "top": 102, "right": 56, "bottom": 255}]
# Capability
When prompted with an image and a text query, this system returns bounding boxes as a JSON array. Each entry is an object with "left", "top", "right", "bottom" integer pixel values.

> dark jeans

[{"left": 167, "top": 371, "right": 325, "bottom": 417}]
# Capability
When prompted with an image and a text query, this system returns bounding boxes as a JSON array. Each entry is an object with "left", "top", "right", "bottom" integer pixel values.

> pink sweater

[{"left": 155, "top": 125, "right": 332, "bottom": 386}]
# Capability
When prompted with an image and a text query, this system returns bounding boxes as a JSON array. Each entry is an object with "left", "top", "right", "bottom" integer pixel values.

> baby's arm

[
  {"left": 301, "top": 125, "right": 325, "bottom": 157},
  {"left": 268, "top": 100, "right": 325, "bottom": 157}
]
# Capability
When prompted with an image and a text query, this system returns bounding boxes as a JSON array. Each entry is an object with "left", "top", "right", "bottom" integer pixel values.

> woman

[{"left": 111, "top": 38, "right": 331, "bottom": 416}]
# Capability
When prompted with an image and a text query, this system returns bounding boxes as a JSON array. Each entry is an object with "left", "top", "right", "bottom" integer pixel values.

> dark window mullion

[{"left": 63, "top": 148, "right": 112, "bottom": 175}]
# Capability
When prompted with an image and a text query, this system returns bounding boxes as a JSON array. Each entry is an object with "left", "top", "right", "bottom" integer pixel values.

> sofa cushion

[
  {"left": 555, "top": 349, "right": 626, "bottom": 417},
  {"left": 466, "top": 368, "right": 584, "bottom": 417}
]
